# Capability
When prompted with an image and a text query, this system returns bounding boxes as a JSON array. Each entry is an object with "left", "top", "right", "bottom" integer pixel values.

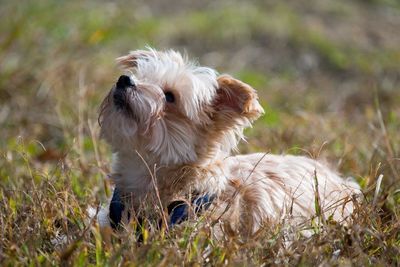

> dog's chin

[
  {"left": 116, "top": 104, "right": 140, "bottom": 123},
  {"left": 99, "top": 106, "right": 139, "bottom": 148}
]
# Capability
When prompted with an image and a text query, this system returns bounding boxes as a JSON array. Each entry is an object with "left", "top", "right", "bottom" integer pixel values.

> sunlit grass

[{"left": 0, "top": 0, "right": 399, "bottom": 265}]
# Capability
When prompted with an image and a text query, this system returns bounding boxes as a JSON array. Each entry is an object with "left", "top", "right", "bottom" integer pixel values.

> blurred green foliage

[{"left": 0, "top": 0, "right": 399, "bottom": 265}]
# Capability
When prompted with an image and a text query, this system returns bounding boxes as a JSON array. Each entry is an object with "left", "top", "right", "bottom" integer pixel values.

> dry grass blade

[
  {"left": 373, "top": 174, "right": 384, "bottom": 208},
  {"left": 1, "top": 0, "right": 399, "bottom": 265}
]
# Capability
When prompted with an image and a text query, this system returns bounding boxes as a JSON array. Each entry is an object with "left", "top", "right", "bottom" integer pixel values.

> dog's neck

[{"left": 110, "top": 149, "right": 229, "bottom": 206}]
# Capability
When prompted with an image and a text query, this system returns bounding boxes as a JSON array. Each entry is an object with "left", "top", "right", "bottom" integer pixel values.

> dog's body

[{"left": 98, "top": 48, "right": 360, "bottom": 235}]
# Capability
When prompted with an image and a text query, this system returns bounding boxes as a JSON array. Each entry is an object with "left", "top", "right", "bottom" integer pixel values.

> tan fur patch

[{"left": 229, "top": 178, "right": 242, "bottom": 189}]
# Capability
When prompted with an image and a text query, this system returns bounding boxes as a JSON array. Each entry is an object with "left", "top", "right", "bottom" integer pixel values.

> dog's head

[{"left": 99, "top": 48, "right": 264, "bottom": 165}]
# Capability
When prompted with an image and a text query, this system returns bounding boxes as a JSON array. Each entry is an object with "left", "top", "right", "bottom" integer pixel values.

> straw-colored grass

[{"left": 1, "top": 0, "right": 399, "bottom": 265}]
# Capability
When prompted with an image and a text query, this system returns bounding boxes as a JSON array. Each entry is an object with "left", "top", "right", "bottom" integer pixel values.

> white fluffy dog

[{"left": 97, "top": 48, "right": 360, "bottom": 236}]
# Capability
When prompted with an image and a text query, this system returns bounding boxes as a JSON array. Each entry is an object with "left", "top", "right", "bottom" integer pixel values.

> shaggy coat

[{"left": 98, "top": 48, "right": 360, "bottom": 235}]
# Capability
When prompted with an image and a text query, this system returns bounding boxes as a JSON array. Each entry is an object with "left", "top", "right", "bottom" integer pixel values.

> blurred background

[
  {"left": 1, "top": 0, "right": 399, "bottom": 184},
  {"left": 2, "top": 0, "right": 399, "bottom": 177},
  {"left": 0, "top": 0, "right": 399, "bottom": 264}
]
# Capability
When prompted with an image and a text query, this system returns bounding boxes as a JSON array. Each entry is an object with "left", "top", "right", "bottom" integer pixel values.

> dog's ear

[
  {"left": 214, "top": 75, "right": 264, "bottom": 122},
  {"left": 116, "top": 50, "right": 158, "bottom": 69}
]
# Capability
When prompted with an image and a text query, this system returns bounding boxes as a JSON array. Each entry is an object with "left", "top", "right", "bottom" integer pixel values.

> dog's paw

[{"left": 96, "top": 205, "right": 111, "bottom": 229}]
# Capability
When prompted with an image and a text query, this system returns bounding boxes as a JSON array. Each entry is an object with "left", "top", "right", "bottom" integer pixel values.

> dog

[{"left": 97, "top": 48, "right": 360, "bottom": 236}]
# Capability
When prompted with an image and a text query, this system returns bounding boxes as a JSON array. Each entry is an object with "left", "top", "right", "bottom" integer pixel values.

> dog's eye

[{"left": 165, "top": 91, "right": 175, "bottom": 103}]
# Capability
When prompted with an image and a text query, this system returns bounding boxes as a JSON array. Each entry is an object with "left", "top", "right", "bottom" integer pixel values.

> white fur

[{"left": 98, "top": 48, "right": 361, "bottom": 234}]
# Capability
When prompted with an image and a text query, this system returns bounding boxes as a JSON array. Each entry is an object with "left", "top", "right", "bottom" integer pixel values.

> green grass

[{"left": 1, "top": 0, "right": 399, "bottom": 265}]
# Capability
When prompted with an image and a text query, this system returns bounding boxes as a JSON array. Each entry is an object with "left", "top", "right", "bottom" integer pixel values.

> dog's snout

[
  {"left": 114, "top": 75, "right": 136, "bottom": 109},
  {"left": 114, "top": 75, "right": 135, "bottom": 109},
  {"left": 116, "top": 75, "right": 135, "bottom": 89}
]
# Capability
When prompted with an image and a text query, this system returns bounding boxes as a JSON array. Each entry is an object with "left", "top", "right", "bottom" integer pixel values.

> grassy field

[{"left": 1, "top": 0, "right": 399, "bottom": 265}]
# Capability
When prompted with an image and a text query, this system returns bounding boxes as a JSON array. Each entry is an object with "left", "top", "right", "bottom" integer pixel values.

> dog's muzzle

[{"left": 113, "top": 75, "right": 136, "bottom": 109}]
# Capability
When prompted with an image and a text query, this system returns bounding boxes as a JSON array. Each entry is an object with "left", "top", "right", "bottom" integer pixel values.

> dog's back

[{"left": 211, "top": 153, "right": 361, "bottom": 234}]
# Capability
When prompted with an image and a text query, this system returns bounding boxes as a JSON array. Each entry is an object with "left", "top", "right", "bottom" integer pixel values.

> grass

[{"left": 1, "top": 0, "right": 399, "bottom": 265}]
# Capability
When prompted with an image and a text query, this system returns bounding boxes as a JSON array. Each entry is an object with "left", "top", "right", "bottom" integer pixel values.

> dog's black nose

[
  {"left": 114, "top": 75, "right": 135, "bottom": 109},
  {"left": 116, "top": 75, "right": 135, "bottom": 89}
]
